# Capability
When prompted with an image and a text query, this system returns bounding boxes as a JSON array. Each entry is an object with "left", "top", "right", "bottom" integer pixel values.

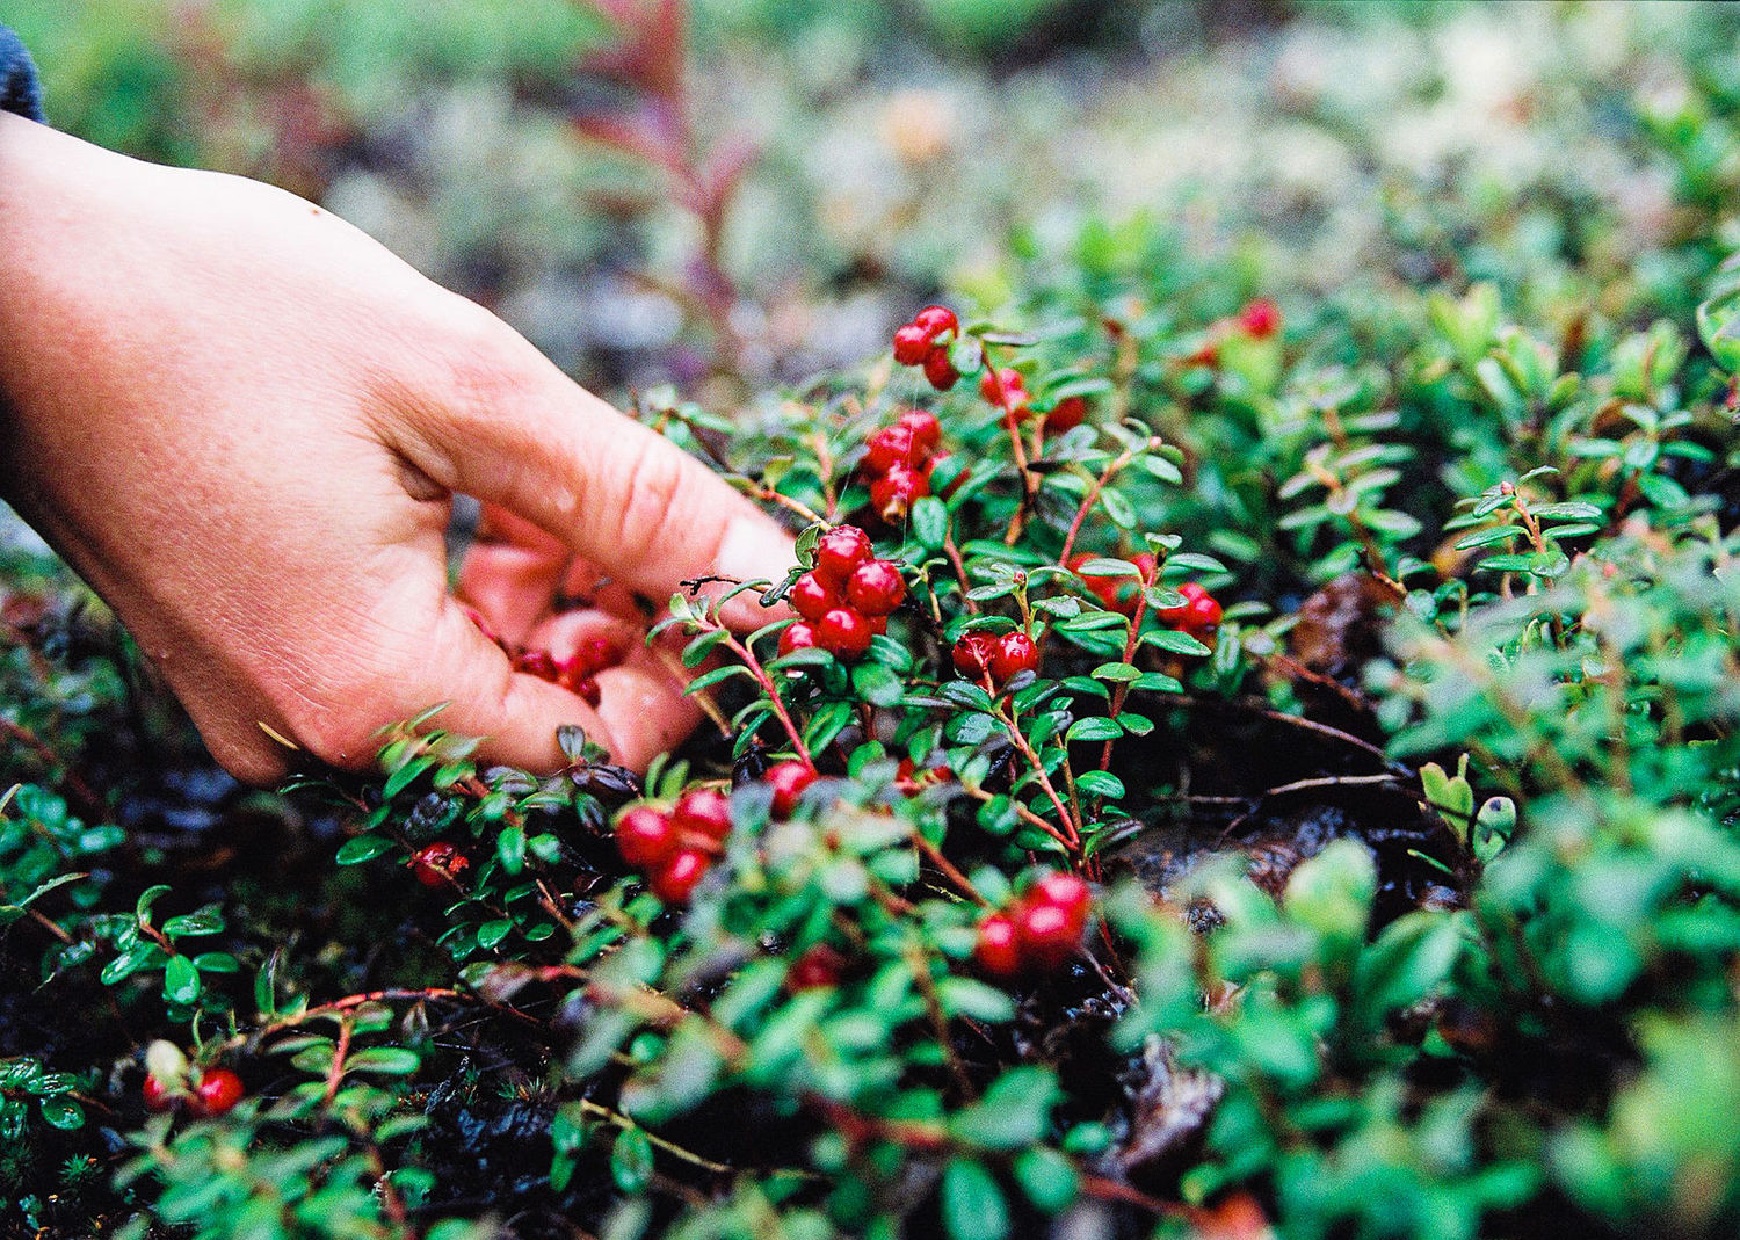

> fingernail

[
  {"left": 715, "top": 515, "right": 797, "bottom": 627},
  {"left": 717, "top": 514, "right": 797, "bottom": 589}
]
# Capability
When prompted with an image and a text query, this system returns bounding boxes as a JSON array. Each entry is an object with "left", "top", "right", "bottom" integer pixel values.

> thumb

[{"left": 395, "top": 322, "right": 796, "bottom": 631}]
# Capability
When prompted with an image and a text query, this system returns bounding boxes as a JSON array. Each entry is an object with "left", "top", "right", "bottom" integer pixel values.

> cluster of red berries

[
  {"left": 143, "top": 1062, "right": 245, "bottom": 1118},
  {"left": 613, "top": 762, "right": 819, "bottom": 904},
  {"left": 891, "top": 304, "right": 961, "bottom": 390},
  {"left": 951, "top": 628, "right": 1039, "bottom": 688},
  {"left": 979, "top": 367, "right": 1087, "bottom": 434},
  {"left": 1068, "top": 553, "right": 1223, "bottom": 636},
  {"left": 782, "top": 525, "right": 907, "bottom": 661},
  {"left": 514, "top": 635, "right": 623, "bottom": 708},
  {"left": 1154, "top": 581, "right": 1223, "bottom": 637},
  {"left": 859, "top": 409, "right": 944, "bottom": 524},
  {"left": 974, "top": 872, "right": 1092, "bottom": 980},
  {"left": 614, "top": 786, "right": 733, "bottom": 904},
  {"left": 1186, "top": 297, "right": 1282, "bottom": 367},
  {"left": 408, "top": 841, "right": 470, "bottom": 889}
]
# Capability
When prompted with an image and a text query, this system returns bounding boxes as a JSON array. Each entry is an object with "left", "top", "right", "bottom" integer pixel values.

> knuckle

[{"left": 608, "top": 438, "right": 690, "bottom": 557}]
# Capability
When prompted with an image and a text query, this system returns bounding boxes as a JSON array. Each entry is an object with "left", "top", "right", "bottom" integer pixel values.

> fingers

[{"left": 394, "top": 322, "right": 795, "bottom": 633}]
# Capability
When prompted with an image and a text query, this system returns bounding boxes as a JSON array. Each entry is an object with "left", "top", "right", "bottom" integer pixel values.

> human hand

[{"left": 0, "top": 114, "right": 792, "bottom": 782}]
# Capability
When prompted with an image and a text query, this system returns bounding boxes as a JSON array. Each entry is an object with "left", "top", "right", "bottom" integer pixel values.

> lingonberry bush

[{"left": 7, "top": 19, "right": 1740, "bottom": 1240}]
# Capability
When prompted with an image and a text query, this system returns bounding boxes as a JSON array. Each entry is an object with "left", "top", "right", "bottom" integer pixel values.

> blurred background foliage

[{"left": 14, "top": 0, "right": 1739, "bottom": 403}]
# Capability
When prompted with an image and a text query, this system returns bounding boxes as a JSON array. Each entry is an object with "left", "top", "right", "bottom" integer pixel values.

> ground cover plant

[{"left": 5, "top": 3, "right": 1740, "bottom": 1238}]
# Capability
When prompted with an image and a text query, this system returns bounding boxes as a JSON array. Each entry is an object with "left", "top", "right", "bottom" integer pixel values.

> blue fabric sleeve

[{"left": 0, "top": 26, "right": 44, "bottom": 122}]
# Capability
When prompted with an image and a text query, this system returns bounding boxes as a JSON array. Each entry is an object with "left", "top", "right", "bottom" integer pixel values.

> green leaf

[
  {"left": 38, "top": 1096, "right": 85, "bottom": 1131},
  {"left": 163, "top": 955, "right": 201, "bottom": 1006},
  {"left": 1075, "top": 770, "right": 1125, "bottom": 799},
  {"left": 942, "top": 1158, "right": 1008, "bottom": 1240},
  {"left": 611, "top": 1126, "right": 655, "bottom": 1193},
  {"left": 950, "top": 1067, "right": 1061, "bottom": 1150},
  {"left": 686, "top": 664, "right": 754, "bottom": 693},
  {"left": 1013, "top": 1147, "right": 1078, "bottom": 1213},
  {"left": 345, "top": 1047, "right": 422, "bottom": 1076},
  {"left": 477, "top": 919, "right": 515, "bottom": 951},
  {"left": 497, "top": 825, "right": 526, "bottom": 875},
  {"left": 935, "top": 977, "right": 1016, "bottom": 1023},
  {"left": 852, "top": 661, "right": 905, "bottom": 707},
  {"left": 336, "top": 836, "right": 394, "bottom": 865},
  {"left": 1065, "top": 717, "right": 1122, "bottom": 744},
  {"left": 1453, "top": 524, "right": 1522, "bottom": 550},
  {"left": 1353, "top": 911, "right": 1466, "bottom": 1025},
  {"left": 912, "top": 495, "right": 949, "bottom": 550},
  {"left": 1141, "top": 628, "right": 1212, "bottom": 656}
]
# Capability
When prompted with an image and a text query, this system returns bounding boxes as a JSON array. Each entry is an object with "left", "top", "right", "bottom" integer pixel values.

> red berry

[
  {"left": 897, "top": 409, "right": 941, "bottom": 453},
  {"left": 864, "top": 613, "right": 889, "bottom": 636},
  {"left": 143, "top": 1074, "right": 176, "bottom": 1113},
  {"left": 974, "top": 913, "right": 1023, "bottom": 980},
  {"left": 979, "top": 366, "right": 1027, "bottom": 405},
  {"left": 912, "top": 304, "right": 958, "bottom": 340},
  {"left": 1047, "top": 395, "right": 1087, "bottom": 433},
  {"left": 515, "top": 649, "right": 559, "bottom": 681},
  {"left": 790, "top": 572, "right": 843, "bottom": 622},
  {"left": 817, "top": 608, "right": 874, "bottom": 660},
  {"left": 190, "top": 1068, "right": 244, "bottom": 1118},
  {"left": 1185, "top": 592, "right": 1223, "bottom": 632},
  {"left": 1155, "top": 581, "right": 1207, "bottom": 625},
  {"left": 766, "top": 761, "right": 818, "bottom": 818},
  {"left": 814, "top": 526, "right": 874, "bottom": 585},
  {"left": 951, "top": 631, "right": 996, "bottom": 680},
  {"left": 1030, "top": 872, "right": 1092, "bottom": 930},
  {"left": 672, "top": 787, "right": 733, "bottom": 844},
  {"left": 989, "top": 631, "right": 1039, "bottom": 683},
  {"left": 892, "top": 323, "right": 933, "bottom": 365},
  {"left": 789, "top": 943, "right": 847, "bottom": 990},
  {"left": 922, "top": 345, "right": 959, "bottom": 391},
  {"left": 870, "top": 463, "right": 929, "bottom": 522},
  {"left": 845, "top": 560, "right": 906, "bottom": 616},
  {"left": 615, "top": 806, "right": 677, "bottom": 868},
  {"left": 574, "top": 636, "right": 622, "bottom": 673},
  {"left": 866, "top": 425, "right": 920, "bottom": 473},
  {"left": 1017, "top": 900, "right": 1080, "bottom": 970},
  {"left": 650, "top": 849, "right": 709, "bottom": 903},
  {"left": 1237, "top": 298, "right": 1281, "bottom": 339},
  {"left": 408, "top": 842, "right": 469, "bottom": 889},
  {"left": 778, "top": 621, "right": 818, "bottom": 657}
]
